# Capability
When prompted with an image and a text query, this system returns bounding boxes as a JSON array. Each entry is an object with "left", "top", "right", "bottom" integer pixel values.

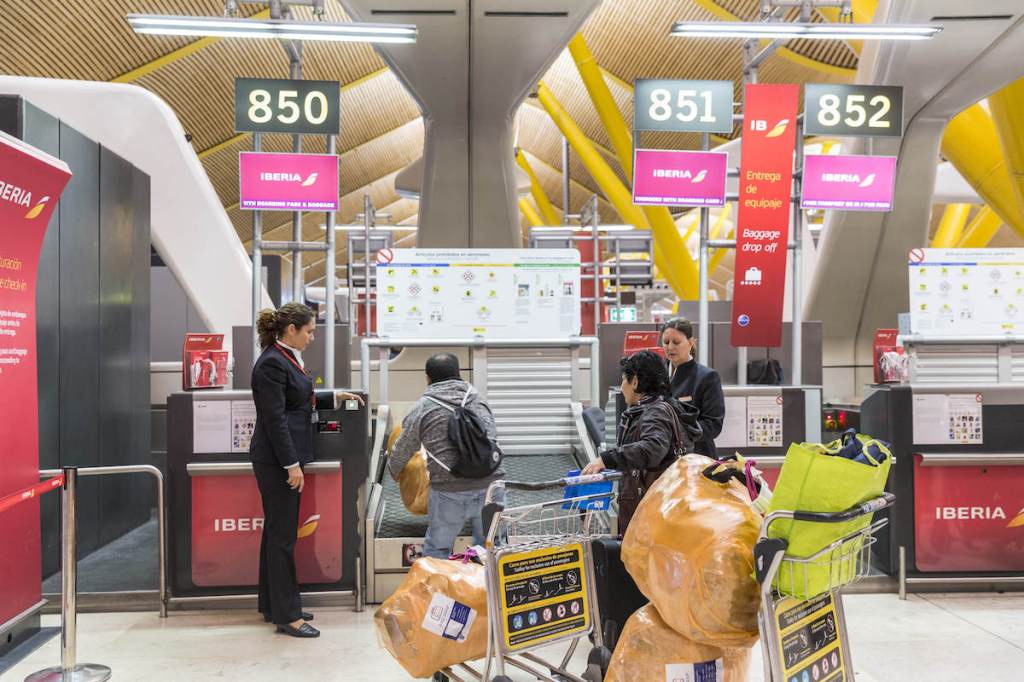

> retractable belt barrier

[{"left": 0, "top": 475, "right": 63, "bottom": 514}]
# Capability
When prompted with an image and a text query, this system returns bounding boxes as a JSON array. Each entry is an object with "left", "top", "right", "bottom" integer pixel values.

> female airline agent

[
  {"left": 250, "top": 303, "right": 361, "bottom": 638},
  {"left": 660, "top": 317, "right": 725, "bottom": 458}
]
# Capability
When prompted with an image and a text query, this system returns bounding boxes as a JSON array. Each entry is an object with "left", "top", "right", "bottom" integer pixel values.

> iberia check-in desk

[
  {"left": 861, "top": 384, "right": 1024, "bottom": 586},
  {"left": 166, "top": 390, "right": 369, "bottom": 599}
]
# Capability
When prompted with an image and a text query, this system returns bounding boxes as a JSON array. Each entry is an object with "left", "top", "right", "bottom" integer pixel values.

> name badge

[
  {"left": 680, "top": 396, "right": 693, "bottom": 402},
  {"left": 311, "top": 409, "right": 319, "bottom": 423}
]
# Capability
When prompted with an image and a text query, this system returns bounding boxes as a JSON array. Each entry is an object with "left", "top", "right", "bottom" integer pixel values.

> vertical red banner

[
  {"left": 731, "top": 84, "right": 799, "bottom": 347},
  {"left": 0, "top": 134, "right": 71, "bottom": 626}
]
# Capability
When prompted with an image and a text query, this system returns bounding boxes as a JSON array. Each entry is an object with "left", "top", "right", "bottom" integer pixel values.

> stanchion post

[
  {"left": 26, "top": 467, "right": 111, "bottom": 682},
  {"left": 898, "top": 545, "right": 907, "bottom": 601}
]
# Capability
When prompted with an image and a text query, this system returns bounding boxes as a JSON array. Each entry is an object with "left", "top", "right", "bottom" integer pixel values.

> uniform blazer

[{"left": 249, "top": 345, "right": 315, "bottom": 468}]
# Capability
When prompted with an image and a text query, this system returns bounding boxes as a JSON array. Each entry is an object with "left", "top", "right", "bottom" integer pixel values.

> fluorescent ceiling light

[
  {"left": 670, "top": 21, "right": 941, "bottom": 41},
  {"left": 322, "top": 224, "right": 418, "bottom": 231},
  {"left": 531, "top": 225, "right": 637, "bottom": 233},
  {"left": 127, "top": 14, "right": 417, "bottom": 44}
]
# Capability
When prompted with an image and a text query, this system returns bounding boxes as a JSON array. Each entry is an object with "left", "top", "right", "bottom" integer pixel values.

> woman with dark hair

[
  {"left": 250, "top": 302, "right": 362, "bottom": 638},
  {"left": 582, "top": 350, "right": 701, "bottom": 533},
  {"left": 660, "top": 317, "right": 725, "bottom": 458}
]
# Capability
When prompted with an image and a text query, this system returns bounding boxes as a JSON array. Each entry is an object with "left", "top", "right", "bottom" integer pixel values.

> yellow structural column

[
  {"left": 563, "top": 35, "right": 700, "bottom": 299},
  {"left": 988, "top": 77, "right": 1024, "bottom": 213},
  {"left": 515, "top": 150, "right": 560, "bottom": 225},
  {"left": 942, "top": 104, "right": 1024, "bottom": 239},
  {"left": 931, "top": 203, "right": 972, "bottom": 247},
  {"left": 536, "top": 82, "right": 695, "bottom": 299},
  {"left": 518, "top": 197, "right": 545, "bottom": 228},
  {"left": 956, "top": 206, "right": 1003, "bottom": 248}
]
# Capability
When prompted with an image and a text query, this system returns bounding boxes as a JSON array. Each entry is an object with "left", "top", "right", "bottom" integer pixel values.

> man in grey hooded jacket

[{"left": 389, "top": 352, "right": 506, "bottom": 559}]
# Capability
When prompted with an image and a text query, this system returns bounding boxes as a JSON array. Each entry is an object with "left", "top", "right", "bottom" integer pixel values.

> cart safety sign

[
  {"left": 497, "top": 543, "right": 590, "bottom": 651},
  {"left": 774, "top": 593, "right": 848, "bottom": 682}
]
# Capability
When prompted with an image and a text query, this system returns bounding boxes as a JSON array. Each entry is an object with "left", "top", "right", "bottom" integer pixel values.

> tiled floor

[{"left": 4, "top": 592, "right": 1023, "bottom": 681}]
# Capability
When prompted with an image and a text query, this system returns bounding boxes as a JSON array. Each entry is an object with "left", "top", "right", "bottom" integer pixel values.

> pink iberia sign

[
  {"left": 632, "top": 149, "right": 728, "bottom": 207},
  {"left": 239, "top": 152, "right": 339, "bottom": 211},
  {"left": 801, "top": 154, "right": 897, "bottom": 212}
]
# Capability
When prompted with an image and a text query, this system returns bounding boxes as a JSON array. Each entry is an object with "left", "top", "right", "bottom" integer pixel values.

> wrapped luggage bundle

[
  {"left": 389, "top": 425, "right": 429, "bottom": 516},
  {"left": 606, "top": 604, "right": 751, "bottom": 682},
  {"left": 622, "top": 454, "right": 762, "bottom": 647},
  {"left": 374, "top": 558, "right": 488, "bottom": 679}
]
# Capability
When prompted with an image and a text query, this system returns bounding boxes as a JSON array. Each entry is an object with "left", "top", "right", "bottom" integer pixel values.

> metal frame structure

[
  {"left": 247, "top": 0, "right": 338, "bottom": 388},
  {"left": 900, "top": 334, "right": 1024, "bottom": 385}
]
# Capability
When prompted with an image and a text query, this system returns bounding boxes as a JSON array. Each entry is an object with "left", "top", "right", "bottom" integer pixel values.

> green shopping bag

[{"left": 767, "top": 432, "right": 892, "bottom": 600}]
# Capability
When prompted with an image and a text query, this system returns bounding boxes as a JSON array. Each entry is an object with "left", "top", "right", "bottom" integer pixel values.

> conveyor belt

[{"left": 376, "top": 452, "right": 582, "bottom": 538}]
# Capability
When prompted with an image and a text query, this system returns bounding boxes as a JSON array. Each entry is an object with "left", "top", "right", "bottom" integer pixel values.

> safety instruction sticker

[
  {"left": 421, "top": 593, "right": 476, "bottom": 643},
  {"left": 775, "top": 593, "right": 847, "bottom": 682},
  {"left": 665, "top": 659, "right": 724, "bottom": 682},
  {"left": 497, "top": 542, "right": 589, "bottom": 651}
]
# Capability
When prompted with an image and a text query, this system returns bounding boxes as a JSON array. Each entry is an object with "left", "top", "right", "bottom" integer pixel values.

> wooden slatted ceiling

[{"left": 0, "top": 0, "right": 864, "bottom": 283}]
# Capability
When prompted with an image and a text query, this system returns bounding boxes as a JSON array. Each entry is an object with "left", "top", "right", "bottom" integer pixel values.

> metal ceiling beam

[{"left": 110, "top": 9, "right": 273, "bottom": 83}]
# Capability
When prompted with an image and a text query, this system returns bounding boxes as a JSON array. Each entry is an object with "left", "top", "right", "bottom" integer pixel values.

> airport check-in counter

[
  {"left": 861, "top": 384, "right": 1024, "bottom": 587},
  {"left": 166, "top": 389, "right": 369, "bottom": 601}
]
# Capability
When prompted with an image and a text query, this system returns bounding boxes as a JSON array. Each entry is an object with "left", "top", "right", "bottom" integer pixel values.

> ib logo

[
  {"left": 24, "top": 195, "right": 50, "bottom": 220},
  {"left": 750, "top": 118, "right": 790, "bottom": 138},
  {"left": 737, "top": 314, "right": 751, "bottom": 327}
]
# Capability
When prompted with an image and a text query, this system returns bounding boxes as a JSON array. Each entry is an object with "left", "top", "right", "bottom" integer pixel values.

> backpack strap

[
  {"left": 423, "top": 447, "right": 452, "bottom": 472},
  {"left": 655, "top": 399, "right": 686, "bottom": 457},
  {"left": 424, "top": 395, "right": 456, "bottom": 412}
]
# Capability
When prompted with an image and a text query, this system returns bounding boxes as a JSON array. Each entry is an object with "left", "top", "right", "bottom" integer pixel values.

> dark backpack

[
  {"left": 425, "top": 388, "right": 504, "bottom": 479},
  {"left": 747, "top": 358, "right": 784, "bottom": 385}
]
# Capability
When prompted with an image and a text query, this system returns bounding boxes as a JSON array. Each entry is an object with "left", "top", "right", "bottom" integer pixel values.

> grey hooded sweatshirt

[{"left": 389, "top": 379, "right": 505, "bottom": 492}]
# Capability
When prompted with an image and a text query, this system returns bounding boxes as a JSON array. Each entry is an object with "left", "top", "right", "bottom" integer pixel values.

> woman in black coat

[
  {"left": 250, "top": 303, "right": 361, "bottom": 638},
  {"left": 660, "top": 317, "right": 725, "bottom": 458},
  {"left": 581, "top": 350, "right": 699, "bottom": 534}
]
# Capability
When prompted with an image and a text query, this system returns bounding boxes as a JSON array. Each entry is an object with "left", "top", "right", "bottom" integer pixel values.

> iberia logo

[
  {"left": 765, "top": 118, "right": 790, "bottom": 138},
  {"left": 1009, "top": 507, "right": 1024, "bottom": 528},
  {"left": 691, "top": 169, "right": 707, "bottom": 184},
  {"left": 301, "top": 172, "right": 317, "bottom": 187},
  {"left": 24, "top": 195, "right": 49, "bottom": 220},
  {"left": 297, "top": 513, "right": 321, "bottom": 539}
]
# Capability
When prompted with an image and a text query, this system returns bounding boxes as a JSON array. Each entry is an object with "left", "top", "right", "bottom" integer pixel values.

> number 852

[
  {"left": 247, "top": 88, "right": 330, "bottom": 126},
  {"left": 817, "top": 93, "right": 891, "bottom": 129}
]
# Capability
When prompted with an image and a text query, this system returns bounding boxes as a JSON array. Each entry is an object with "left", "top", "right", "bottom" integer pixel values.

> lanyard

[
  {"left": 275, "top": 343, "right": 307, "bottom": 375},
  {"left": 274, "top": 343, "right": 316, "bottom": 413}
]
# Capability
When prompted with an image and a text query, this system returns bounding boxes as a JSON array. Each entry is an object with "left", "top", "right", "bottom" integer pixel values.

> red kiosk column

[{"left": 0, "top": 134, "right": 71, "bottom": 627}]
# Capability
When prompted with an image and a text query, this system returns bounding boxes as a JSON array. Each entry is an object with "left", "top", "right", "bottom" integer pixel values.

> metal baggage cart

[
  {"left": 434, "top": 471, "right": 622, "bottom": 682},
  {"left": 754, "top": 492, "right": 896, "bottom": 682}
]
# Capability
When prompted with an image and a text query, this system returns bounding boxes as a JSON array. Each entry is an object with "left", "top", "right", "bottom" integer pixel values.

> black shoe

[
  {"left": 263, "top": 611, "right": 313, "bottom": 622},
  {"left": 276, "top": 622, "right": 320, "bottom": 638}
]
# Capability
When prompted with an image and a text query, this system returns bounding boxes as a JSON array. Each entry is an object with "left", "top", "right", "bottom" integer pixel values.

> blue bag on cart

[{"left": 562, "top": 469, "right": 613, "bottom": 511}]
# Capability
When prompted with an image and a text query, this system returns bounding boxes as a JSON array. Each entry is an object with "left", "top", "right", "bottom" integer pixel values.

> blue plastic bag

[{"left": 562, "top": 469, "right": 613, "bottom": 510}]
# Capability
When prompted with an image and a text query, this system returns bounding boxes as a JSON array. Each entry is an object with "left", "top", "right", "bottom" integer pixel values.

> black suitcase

[{"left": 590, "top": 537, "right": 647, "bottom": 651}]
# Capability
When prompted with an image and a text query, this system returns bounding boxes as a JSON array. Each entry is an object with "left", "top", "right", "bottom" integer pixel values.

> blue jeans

[{"left": 422, "top": 487, "right": 503, "bottom": 559}]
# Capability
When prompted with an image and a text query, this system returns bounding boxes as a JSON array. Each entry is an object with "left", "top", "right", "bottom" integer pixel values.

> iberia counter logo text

[
  {"left": 239, "top": 151, "right": 339, "bottom": 212},
  {"left": 1, "top": 178, "right": 50, "bottom": 220}
]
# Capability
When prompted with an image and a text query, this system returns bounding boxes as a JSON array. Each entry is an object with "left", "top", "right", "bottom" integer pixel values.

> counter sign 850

[{"left": 235, "top": 77, "right": 340, "bottom": 135}]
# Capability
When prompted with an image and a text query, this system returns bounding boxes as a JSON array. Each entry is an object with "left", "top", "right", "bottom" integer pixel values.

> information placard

[
  {"left": 774, "top": 593, "right": 848, "bottom": 682},
  {"left": 908, "top": 248, "right": 1024, "bottom": 335},
  {"left": 633, "top": 79, "right": 734, "bottom": 133},
  {"left": 747, "top": 395, "right": 784, "bottom": 447},
  {"left": 912, "top": 393, "right": 984, "bottom": 445},
  {"left": 239, "top": 152, "right": 339, "bottom": 212},
  {"left": 632, "top": 149, "right": 727, "bottom": 207},
  {"left": 375, "top": 249, "right": 581, "bottom": 339},
  {"left": 498, "top": 543, "right": 590, "bottom": 651},
  {"left": 804, "top": 84, "right": 903, "bottom": 137},
  {"left": 801, "top": 154, "right": 897, "bottom": 211}
]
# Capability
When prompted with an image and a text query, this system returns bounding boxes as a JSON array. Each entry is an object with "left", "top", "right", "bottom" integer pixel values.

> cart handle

[
  {"left": 768, "top": 492, "right": 896, "bottom": 528},
  {"left": 485, "top": 470, "right": 623, "bottom": 501}
]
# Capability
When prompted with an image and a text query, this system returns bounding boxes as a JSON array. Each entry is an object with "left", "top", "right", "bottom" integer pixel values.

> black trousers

[{"left": 254, "top": 462, "right": 302, "bottom": 624}]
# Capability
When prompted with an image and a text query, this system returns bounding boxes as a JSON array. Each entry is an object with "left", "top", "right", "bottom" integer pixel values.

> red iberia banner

[
  {"left": 0, "top": 133, "right": 72, "bottom": 626},
  {"left": 731, "top": 84, "right": 799, "bottom": 347}
]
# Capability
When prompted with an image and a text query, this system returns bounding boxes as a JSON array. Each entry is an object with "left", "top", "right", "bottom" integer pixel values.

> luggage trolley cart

[
  {"left": 754, "top": 492, "right": 896, "bottom": 682},
  {"left": 439, "top": 472, "right": 622, "bottom": 682}
]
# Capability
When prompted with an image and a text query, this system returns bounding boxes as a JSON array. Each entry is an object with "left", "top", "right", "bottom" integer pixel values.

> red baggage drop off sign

[{"left": 731, "top": 84, "right": 799, "bottom": 348}]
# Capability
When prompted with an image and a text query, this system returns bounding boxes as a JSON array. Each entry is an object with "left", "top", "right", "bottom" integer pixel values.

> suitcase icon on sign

[{"left": 744, "top": 267, "right": 763, "bottom": 285}]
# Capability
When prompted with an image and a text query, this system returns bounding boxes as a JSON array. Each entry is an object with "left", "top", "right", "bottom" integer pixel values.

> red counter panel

[
  {"left": 190, "top": 471, "right": 343, "bottom": 587},
  {"left": 913, "top": 455, "right": 1024, "bottom": 572}
]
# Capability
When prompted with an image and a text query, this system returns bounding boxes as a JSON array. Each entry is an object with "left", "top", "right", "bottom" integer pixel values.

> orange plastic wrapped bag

[
  {"left": 622, "top": 454, "right": 761, "bottom": 647},
  {"left": 389, "top": 425, "right": 429, "bottom": 515},
  {"left": 606, "top": 604, "right": 752, "bottom": 682},
  {"left": 374, "top": 558, "right": 488, "bottom": 679}
]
